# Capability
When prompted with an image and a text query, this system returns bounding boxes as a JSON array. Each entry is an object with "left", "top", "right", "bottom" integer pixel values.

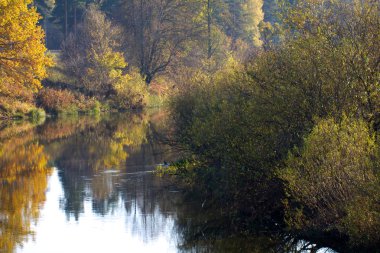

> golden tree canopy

[{"left": 0, "top": 0, "right": 52, "bottom": 97}]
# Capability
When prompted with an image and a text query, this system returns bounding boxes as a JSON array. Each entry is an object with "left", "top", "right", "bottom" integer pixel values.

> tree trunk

[
  {"left": 74, "top": 4, "right": 77, "bottom": 39},
  {"left": 64, "top": 0, "right": 68, "bottom": 39},
  {"left": 207, "top": 0, "right": 212, "bottom": 59}
]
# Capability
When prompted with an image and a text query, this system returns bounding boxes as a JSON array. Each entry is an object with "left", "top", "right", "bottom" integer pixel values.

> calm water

[{"left": 0, "top": 111, "right": 336, "bottom": 253}]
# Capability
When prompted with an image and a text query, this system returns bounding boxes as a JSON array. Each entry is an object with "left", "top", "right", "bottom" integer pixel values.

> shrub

[
  {"left": 170, "top": 67, "right": 289, "bottom": 227},
  {"left": 74, "top": 93, "right": 101, "bottom": 114},
  {"left": 0, "top": 95, "right": 38, "bottom": 119},
  {"left": 110, "top": 70, "right": 148, "bottom": 110},
  {"left": 38, "top": 88, "right": 77, "bottom": 114},
  {"left": 279, "top": 117, "right": 380, "bottom": 245},
  {"left": 147, "top": 79, "right": 172, "bottom": 108},
  {"left": 28, "top": 108, "right": 46, "bottom": 123}
]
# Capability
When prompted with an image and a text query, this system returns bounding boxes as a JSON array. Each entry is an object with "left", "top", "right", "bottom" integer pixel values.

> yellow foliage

[
  {"left": 0, "top": 0, "right": 52, "bottom": 99},
  {"left": 0, "top": 139, "right": 51, "bottom": 252},
  {"left": 111, "top": 69, "right": 148, "bottom": 109}
]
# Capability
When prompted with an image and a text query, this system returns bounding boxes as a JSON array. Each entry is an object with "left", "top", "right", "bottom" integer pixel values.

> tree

[
  {"left": 224, "top": 0, "right": 264, "bottom": 46},
  {"left": 241, "top": 0, "right": 264, "bottom": 46},
  {"left": 119, "top": 0, "right": 197, "bottom": 84},
  {"left": 0, "top": 0, "right": 52, "bottom": 100},
  {"left": 279, "top": 0, "right": 380, "bottom": 124},
  {"left": 35, "top": 0, "right": 55, "bottom": 20},
  {"left": 35, "top": 0, "right": 56, "bottom": 47},
  {"left": 61, "top": 4, "right": 147, "bottom": 108},
  {"left": 62, "top": 4, "right": 126, "bottom": 95},
  {"left": 51, "top": 0, "right": 88, "bottom": 40}
]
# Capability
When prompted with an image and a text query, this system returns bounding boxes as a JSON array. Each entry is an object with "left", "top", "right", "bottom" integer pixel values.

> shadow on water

[{"left": 0, "top": 111, "right": 337, "bottom": 253}]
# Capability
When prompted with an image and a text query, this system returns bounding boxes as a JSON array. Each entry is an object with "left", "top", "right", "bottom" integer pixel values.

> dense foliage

[
  {"left": 280, "top": 117, "right": 380, "bottom": 245},
  {"left": 1, "top": 0, "right": 379, "bottom": 249},
  {"left": 168, "top": 0, "right": 380, "bottom": 250},
  {"left": 0, "top": 0, "right": 52, "bottom": 118},
  {"left": 60, "top": 5, "right": 148, "bottom": 109}
]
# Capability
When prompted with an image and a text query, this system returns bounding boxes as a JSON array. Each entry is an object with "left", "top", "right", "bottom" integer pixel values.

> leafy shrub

[
  {"left": 38, "top": 88, "right": 77, "bottom": 114},
  {"left": 28, "top": 108, "right": 46, "bottom": 122},
  {"left": 0, "top": 95, "right": 39, "bottom": 119},
  {"left": 38, "top": 88, "right": 100, "bottom": 115},
  {"left": 110, "top": 69, "right": 148, "bottom": 110},
  {"left": 279, "top": 117, "right": 380, "bottom": 245}
]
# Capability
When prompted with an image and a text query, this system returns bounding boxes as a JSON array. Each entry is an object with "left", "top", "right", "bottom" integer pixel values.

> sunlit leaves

[{"left": 0, "top": 0, "right": 52, "bottom": 97}]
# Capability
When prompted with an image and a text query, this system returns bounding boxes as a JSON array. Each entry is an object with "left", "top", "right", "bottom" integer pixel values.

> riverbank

[
  {"left": 160, "top": 0, "right": 380, "bottom": 250},
  {"left": 0, "top": 65, "right": 169, "bottom": 121}
]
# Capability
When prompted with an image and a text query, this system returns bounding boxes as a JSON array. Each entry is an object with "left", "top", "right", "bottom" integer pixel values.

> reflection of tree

[
  {"left": 38, "top": 116, "right": 101, "bottom": 143},
  {"left": 174, "top": 202, "right": 334, "bottom": 253},
  {"left": 50, "top": 113, "right": 150, "bottom": 219},
  {"left": 0, "top": 121, "right": 37, "bottom": 140},
  {"left": 0, "top": 138, "right": 51, "bottom": 252},
  {"left": 121, "top": 172, "right": 179, "bottom": 243}
]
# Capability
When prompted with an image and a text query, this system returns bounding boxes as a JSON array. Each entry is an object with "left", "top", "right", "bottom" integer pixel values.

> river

[{"left": 0, "top": 111, "right": 336, "bottom": 253}]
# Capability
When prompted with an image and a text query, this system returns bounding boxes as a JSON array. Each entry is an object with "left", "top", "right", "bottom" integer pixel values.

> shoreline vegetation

[
  {"left": 157, "top": 0, "right": 380, "bottom": 252},
  {"left": 1, "top": 0, "right": 379, "bottom": 252},
  {"left": 0, "top": 5, "right": 170, "bottom": 120}
]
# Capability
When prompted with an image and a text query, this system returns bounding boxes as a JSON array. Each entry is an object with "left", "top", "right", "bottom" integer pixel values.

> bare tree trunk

[
  {"left": 44, "top": 18, "right": 48, "bottom": 47},
  {"left": 65, "top": 0, "right": 68, "bottom": 39},
  {"left": 74, "top": 3, "right": 77, "bottom": 39},
  {"left": 207, "top": 0, "right": 212, "bottom": 59}
]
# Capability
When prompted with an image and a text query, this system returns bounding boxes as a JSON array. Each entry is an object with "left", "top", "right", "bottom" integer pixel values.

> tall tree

[
  {"left": 223, "top": 0, "right": 264, "bottom": 46},
  {"left": 119, "top": 0, "right": 197, "bottom": 84},
  {"left": 61, "top": 4, "right": 127, "bottom": 96},
  {"left": 0, "top": 0, "right": 52, "bottom": 99},
  {"left": 241, "top": 0, "right": 264, "bottom": 46},
  {"left": 51, "top": 0, "right": 88, "bottom": 40},
  {"left": 35, "top": 0, "right": 56, "bottom": 47}
]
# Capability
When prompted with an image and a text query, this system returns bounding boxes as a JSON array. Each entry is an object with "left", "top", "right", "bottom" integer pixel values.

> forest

[
  {"left": 1, "top": 0, "right": 380, "bottom": 251},
  {"left": 0, "top": 0, "right": 272, "bottom": 118}
]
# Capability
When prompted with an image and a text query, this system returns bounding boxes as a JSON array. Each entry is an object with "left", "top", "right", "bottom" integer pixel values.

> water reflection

[
  {"left": 0, "top": 125, "right": 51, "bottom": 252},
  {"left": 0, "top": 112, "right": 337, "bottom": 253},
  {"left": 43, "top": 113, "right": 152, "bottom": 220}
]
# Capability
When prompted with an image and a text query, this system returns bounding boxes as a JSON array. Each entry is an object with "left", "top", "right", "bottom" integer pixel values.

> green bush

[
  {"left": 110, "top": 69, "right": 148, "bottom": 110},
  {"left": 170, "top": 68, "right": 290, "bottom": 227},
  {"left": 168, "top": 0, "right": 380, "bottom": 247},
  {"left": 279, "top": 117, "right": 380, "bottom": 245},
  {"left": 28, "top": 108, "right": 46, "bottom": 122}
]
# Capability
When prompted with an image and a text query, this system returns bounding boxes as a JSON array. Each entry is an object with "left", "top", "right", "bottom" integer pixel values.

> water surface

[{"left": 0, "top": 112, "right": 336, "bottom": 253}]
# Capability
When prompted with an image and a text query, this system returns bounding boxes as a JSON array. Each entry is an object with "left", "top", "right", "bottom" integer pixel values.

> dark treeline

[{"left": 39, "top": 0, "right": 271, "bottom": 50}]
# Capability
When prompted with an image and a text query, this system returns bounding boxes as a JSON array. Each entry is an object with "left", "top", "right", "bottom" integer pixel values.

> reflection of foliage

[
  {"left": 0, "top": 139, "right": 51, "bottom": 252},
  {"left": 120, "top": 172, "right": 179, "bottom": 243},
  {"left": 52, "top": 113, "right": 150, "bottom": 219},
  {"left": 38, "top": 116, "right": 101, "bottom": 142},
  {"left": 112, "top": 113, "right": 149, "bottom": 149},
  {"left": 174, "top": 198, "right": 331, "bottom": 253},
  {"left": 0, "top": 121, "right": 37, "bottom": 141}
]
